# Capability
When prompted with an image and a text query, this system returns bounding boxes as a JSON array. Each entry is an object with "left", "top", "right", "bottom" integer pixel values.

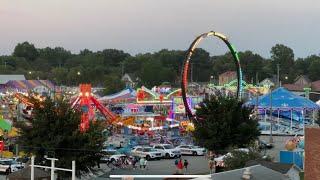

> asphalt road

[
  {"left": 96, "top": 155, "right": 210, "bottom": 179},
  {"left": 260, "top": 135, "right": 295, "bottom": 161},
  {"left": 0, "top": 135, "right": 290, "bottom": 180}
]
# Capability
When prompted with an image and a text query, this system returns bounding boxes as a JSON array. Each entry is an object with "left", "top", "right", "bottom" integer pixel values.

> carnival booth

[{"left": 246, "top": 87, "right": 319, "bottom": 134}]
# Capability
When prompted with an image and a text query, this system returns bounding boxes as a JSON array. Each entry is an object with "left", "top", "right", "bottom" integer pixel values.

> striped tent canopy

[
  {"left": 99, "top": 87, "right": 136, "bottom": 102},
  {"left": 5, "top": 80, "right": 55, "bottom": 92}
]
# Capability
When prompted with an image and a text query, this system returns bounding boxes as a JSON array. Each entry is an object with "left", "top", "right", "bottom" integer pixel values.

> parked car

[
  {"left": 100, "top": 149, "right": 126, "bottom": 163},
  {"left": 131, "top": 146, "right": 162, "bottom": 160},
  {"left": 0, "top": 159, "right": 19, "bottom": 174},
  {"left": 9, "top": 160, "right": 24, "bottom": 170},
  {"left": 258, "top": 140, "right": 274, "bottom": 149},
  {"left": 176, "top": 145, "right": 206, "bottom": 156},
  {"left": 152, "top": 144, "right": 181, "bottom": 159}
]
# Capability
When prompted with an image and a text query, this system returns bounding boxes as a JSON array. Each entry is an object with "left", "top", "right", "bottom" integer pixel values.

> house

[
  {"left": 259, "top": 78, "right": 276, "bottom": 88},
  {"left": 283, "top": 75, "right": 311, "bottom": 92},
  {"left": 193, "top": 165, "right": 289, "bottom": 180},
  {"left": 311, "top": 80, "right": 320, "bottom": 92},
  {"left": 219, "top": 71, "right": 237, "bottom": 86},
  {"left": 121, "top": 73, "right": 138, "bottom": 88},
  {"left": 283, "top": 75, "right": 320, "bottom": 101},
  {"left": 245, "top": 160, "right": 302, "bottom": 180}
]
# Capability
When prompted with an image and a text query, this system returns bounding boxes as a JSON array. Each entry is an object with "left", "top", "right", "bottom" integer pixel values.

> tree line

[{"left": 1, "top": 42, "right": 319, "bottom": 94}]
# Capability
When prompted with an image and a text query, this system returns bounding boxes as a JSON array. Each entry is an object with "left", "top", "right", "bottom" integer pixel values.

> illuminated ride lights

[
  {"left": 71, "top": 84, "right": 118, "bottom": 132},
  {"left": 181, "top": 31, "right": 243, "bottom": 120}
]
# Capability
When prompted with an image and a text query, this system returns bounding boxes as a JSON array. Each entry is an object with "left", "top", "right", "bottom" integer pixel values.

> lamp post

[
  {"left": 77, "top": 71, "right": 81, "bottom": 86},
  {"left": 28, "top": 71, "right": 32, "bottom": 79}
]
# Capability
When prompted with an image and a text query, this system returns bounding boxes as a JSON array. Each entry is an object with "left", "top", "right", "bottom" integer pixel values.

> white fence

[{"left": 30, "top": 156, "right": 76, "bottom": 180}]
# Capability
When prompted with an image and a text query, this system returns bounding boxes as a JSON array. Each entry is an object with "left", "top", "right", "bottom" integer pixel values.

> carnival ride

[
  {"left": 70, "top": 84, "right": 144, "bottom": 132},
  {"left": 71, "top": 84, "right": 120, "bottom": 131},
  {"left": 13, "top": 93, "right": 36, "bottom": 120},
  {"left": 136, "top": 86, "right": 182, "bottom": 104},
  {"left": 181, "top": 31, "right": 243, "bottom": 119}
]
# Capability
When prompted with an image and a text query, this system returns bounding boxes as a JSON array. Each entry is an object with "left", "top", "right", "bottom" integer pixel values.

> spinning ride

[
  {"left": 181, "top": 31, "right": 243, "bottom": 119},
  {"left": 71, "top": 84, "right": 117, "bottom": 131},
  {"left": 71, "top": 84, "right": 134, "bottom": 132}
]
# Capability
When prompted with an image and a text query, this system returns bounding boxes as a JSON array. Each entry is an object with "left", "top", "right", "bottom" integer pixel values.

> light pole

[
  {"left": 210, "top": 75, "right": 213, "bottom": 84},
  {"left": 77, "top": 71, "right": 81, "bottom": 86},
  {"left": 28, "top": 71, "right": 32, "bottom": 79}
]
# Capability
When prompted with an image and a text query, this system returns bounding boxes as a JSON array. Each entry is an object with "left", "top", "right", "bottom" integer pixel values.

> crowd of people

[{"left": 106, "top": 150, "right": 222, "bottom": 175}]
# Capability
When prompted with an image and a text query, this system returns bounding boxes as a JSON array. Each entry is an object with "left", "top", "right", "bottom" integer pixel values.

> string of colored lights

[{"left": 181, "top": 31, "right": 243, "bottom": 119}]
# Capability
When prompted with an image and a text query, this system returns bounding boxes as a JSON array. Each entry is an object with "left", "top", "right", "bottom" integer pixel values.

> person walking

[
  {"left": 132, "top": 157, "right": 137, "bottom": 170},
  {"left": 183, "top": 159, "right": 189, "bottom": 173},
  {"left": 139, "top": 157, "right": 145, "bottom": 169},
  {"left": 144, "top": 158, "right": 148, "bottom": 170},
  {"left": 174, "top": 159, "right": 179, "bottom": 173},
  {"left": 177, "top": 158, "right": 184, "bottom": 174},
  {"left": 208, "top": 158, "right": 215, "bottom": 174}
]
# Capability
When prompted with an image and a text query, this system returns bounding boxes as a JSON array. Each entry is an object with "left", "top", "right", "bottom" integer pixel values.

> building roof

[
  {"left": 210, "top": 165, "right": 288, "bottom": 180},
  {"left": 245, "top": 87, "right": 319, "bottom": 110},
  {"left": 259, "top": 78, "right": 276, "bottom": 87},
  {"left": 4, "top": 80, "right": 55, "bottom": 91},
  {"left": 282, "top": 84, "right": 305, "bottom": 91},
  {"left": 0, "top": 75, "right": 25, "bottom": 84},
  {"left": 245, "top": 160, "right": 302, "bottom": 174},
  {"left": 294, "top": 75, "right": 311, "bottom": 84},
  {"left": 219, "top": 71, "right": 236, "bottom": 77},
  {"left": 311, "top": 80, "right": 320, "bottom": 92}
]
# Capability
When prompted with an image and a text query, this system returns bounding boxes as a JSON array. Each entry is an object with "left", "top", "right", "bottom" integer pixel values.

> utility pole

[{"left": 277, "top": 64, "right": 280, "bottom": 87}]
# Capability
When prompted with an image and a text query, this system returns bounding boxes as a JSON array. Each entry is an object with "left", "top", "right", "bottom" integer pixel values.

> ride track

[{"left": 181, "top": 31, "right": 243, "bottom": 120}]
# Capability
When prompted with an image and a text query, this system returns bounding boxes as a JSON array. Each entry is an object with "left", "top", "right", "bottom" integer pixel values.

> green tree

[
  {"left": 13, "top": 42, "right": 39, "bottom": 60},
  {"left": 38, "top": 47, "right": 72, "bottom": 67},
  {"left": 224, "top": 149, "right": 271, "bottom": 170},
  {"left": 238, "top": 51, "right": 265, "bottom": 83},
  {"left": 103, "top": 74, "right": 125, "bottom": 94},
  {"left": 17, "top": 98, "right": 105, "bottom": 177},
  {"left": 50, "top": 67, "right": 69, "bottom": 85},
  {"left": 193, "top": 96, "right": 260, "bottom": 153},
  {"left": 306, "top": 55, "right": 320, "bottom": 81},
  {"left": 270, "top": 44, "right": 295, "bottom": 81}
]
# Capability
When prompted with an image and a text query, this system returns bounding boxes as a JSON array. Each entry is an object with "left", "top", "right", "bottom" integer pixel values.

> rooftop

[{"left": 0, "top": 74, "right": 25, "bottom": 84}]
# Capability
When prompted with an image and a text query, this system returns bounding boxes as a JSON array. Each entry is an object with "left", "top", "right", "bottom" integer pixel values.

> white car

[
  {"left": 0, "top": 159, "right": 19, "bottom": 174},
  {"left": 177, "top": 145, "right": 206, "bottom": 156},
  {"left": 101, "top": 149, "right": 126, "bottom": 163},
  {"left": 131, "top": 146, "right": 162, "bottom": 160},
  {"left": 152, "top": 144, "right": 181, "bottom": 159}
]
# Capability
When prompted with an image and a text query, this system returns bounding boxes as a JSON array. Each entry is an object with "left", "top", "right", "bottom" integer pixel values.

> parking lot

[{"left": 96, "top": 155, "right": 210, "bottom": 179}]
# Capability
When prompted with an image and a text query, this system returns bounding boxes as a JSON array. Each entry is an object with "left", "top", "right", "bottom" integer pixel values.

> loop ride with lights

[{"left": 181, "top": 31, "right": 243, "bottom": 120}]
